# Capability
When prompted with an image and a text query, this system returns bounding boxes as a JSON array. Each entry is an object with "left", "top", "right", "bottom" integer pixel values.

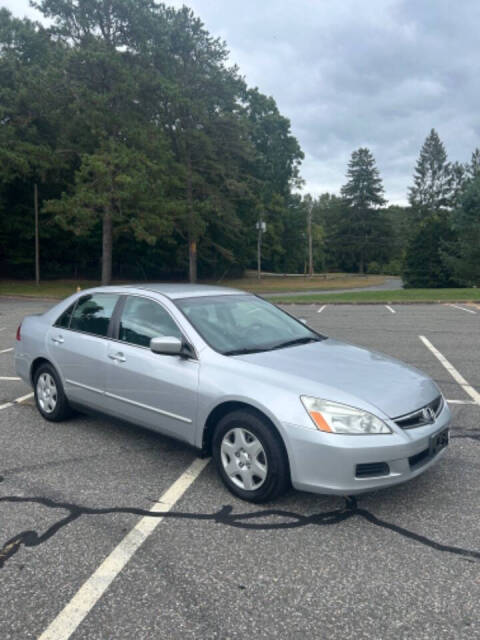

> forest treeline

[
  {"left": 312, "top": 130, "right": 480, "bottom": 288},
  {"left": 1, "top": 1, "right": 479, "bottom": 287}
]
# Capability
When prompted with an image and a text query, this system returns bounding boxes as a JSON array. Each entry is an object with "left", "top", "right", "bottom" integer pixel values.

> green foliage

[
  {"left": 336, "top": 149, "right": 391, "bottom": 273},
  {"left": 467, "top": 149, "right": 480, "bottom": 180},
  {"left": 44, "top": 139, "right": 172, "bottom": 241},
  {"left": 442, "top": 176, "right": 480, "bottom": 286},
  {"left": 341, "top": 148, "right": 386, "bottom": 210},
  {"left": 449, "top": 161, "right": 468, "bottom": 209},
  {"left": 2, "top": 4, "right": 479, "bottom": 289},
  {"left": 339, "top": 148, "right": 389, "bottom": 273},
  {"left": 367, "top": 261, "right": 381, "bottom": 274},
  {"left": 0, "top": 2, "right": 303, "bottom": 283},
  {"left": 408, "top": 129, "right": 451, "bottom": 218},
  {"left": 404, "top": 130, "right": 480, "bottom": 288},
  {"left": 383, "top": 259, "right": 402, "bottom": 276},
  {"left": 402, "top": 215, "right": 457, "bottom": 288}
]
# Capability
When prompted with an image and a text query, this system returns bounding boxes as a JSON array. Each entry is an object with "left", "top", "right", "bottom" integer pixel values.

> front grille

[
  {"left": 356, "top": 462, "right": 390, "bottom": 478},
  {"left": 394, "top": 395, "right": 443, "bottom": 429}
]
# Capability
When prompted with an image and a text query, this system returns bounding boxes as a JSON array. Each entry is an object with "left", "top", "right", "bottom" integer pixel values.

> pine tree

[
  {"left": 403, "top": 217, "right": 456, "bottom": 288},
  {"left": 403, "top": 130, "right": 458, "bottom": 288},
  {"left": 442, "top": 175, "right": 480, "bottom": 286},
  {"left": 43, "top": 140, "right": 172, "bottom": 284},
  {"left": 340, "top": 148, "right": 387, "bottom": 273},
  {"left": 408, "top": 129, "right": 451, "bottom": 218},
  {"left": 450, "top": 161, "right": 468, "bottom": 209},
  {"left": 467, "top": 148, "right": 480, "bottom": 180},
  {"left": 0, "top": 2, "right": 305, "bottom": 282}
]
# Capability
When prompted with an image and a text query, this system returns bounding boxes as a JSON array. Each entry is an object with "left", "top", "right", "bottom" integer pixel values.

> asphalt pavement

[{"left": 0, "top": 298, "right": 479, "bottom": 639}]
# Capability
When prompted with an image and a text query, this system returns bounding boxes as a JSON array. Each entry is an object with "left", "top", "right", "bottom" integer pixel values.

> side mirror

[
  {"left": 300, "top": 318, "right": 307, "bottom": 324},
  {"left": 150, "top": 336, "right": 183, "bottom": 355}
]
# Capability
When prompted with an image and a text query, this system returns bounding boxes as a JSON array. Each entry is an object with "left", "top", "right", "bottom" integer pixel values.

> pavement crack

[
  {"left": 451, "top": 430, "right": 480, "bottom": 442},
  {"left": 351, "top": 505, "right": 480, "bottom": 561},
  {"left": 1, "top": 494, "right": 479, "bottom": 570}
]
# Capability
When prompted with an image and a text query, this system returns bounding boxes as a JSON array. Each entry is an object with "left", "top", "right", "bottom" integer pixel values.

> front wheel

[{"left": 212, "top": 410, "right": 290, "bottom": 503}]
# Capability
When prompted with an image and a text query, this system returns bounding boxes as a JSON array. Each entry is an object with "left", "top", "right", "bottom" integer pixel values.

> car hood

[{"left": 236, "top": 338, "right": 439, "bottom": 418}]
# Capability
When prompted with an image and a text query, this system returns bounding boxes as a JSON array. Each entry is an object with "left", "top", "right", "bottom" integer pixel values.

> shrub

[
  {"left": 383, "top": 259, "right": 402, "bottom": 276},
  {"left": 367, "top": 261, "right": 381, "bottom": 274},
  {"left": 402, "top": 216, "right": 457, "bottom": 288}
]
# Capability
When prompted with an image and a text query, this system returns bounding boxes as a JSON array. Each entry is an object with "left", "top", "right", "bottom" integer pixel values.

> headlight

[{"left": 300, "top": 396, "right": 392, "bottom": 434}]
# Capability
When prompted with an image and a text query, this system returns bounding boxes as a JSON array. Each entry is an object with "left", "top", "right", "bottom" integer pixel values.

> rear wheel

[
  {"left": 212, "top": 410, "right": 290, "bottom": 503},
  {"left": 34, "top": 363, "right": 72, "bottom": 422}
]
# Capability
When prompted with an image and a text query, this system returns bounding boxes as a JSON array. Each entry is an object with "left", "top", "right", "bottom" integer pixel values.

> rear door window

[{"left": 70, "top": 293, "right": 119, "bottom": 337}]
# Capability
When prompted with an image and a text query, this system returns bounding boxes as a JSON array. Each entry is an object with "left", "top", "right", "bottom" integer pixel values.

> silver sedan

[{"left": 15, "top": 284, "right": 450, "bottom": 502}]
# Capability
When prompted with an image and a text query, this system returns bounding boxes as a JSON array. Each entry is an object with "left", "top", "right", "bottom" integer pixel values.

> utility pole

[
  {"left": 307, "top": 199, "right": 313, "bottom": 277},
  {"left": 34, "top": 183, "right": 40, "bottom": 286},
  {"left": 256, "top": 219, "right": 266, "bottom": 279}
]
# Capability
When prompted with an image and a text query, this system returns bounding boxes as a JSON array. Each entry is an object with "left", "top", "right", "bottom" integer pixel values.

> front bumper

[{"left": 282, "top": 403, "right": 451, "bottom": 495}]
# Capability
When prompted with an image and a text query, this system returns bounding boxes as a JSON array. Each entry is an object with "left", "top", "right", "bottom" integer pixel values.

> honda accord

[{"left": 15, "top": 284, "right": 450, "bottom": 502}]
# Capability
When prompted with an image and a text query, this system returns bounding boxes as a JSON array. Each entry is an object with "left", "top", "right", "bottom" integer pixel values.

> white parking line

[
  {"left": 317, "top": 305, "right": 326, "bottom": 313},
  {"left": 419, "top": 335, "right": 480, "bottom": 405},
  {"left": 0, "top": 376, "right": 21, "bottom": 381},
  {"left": 446, "top": 399, "right": 477, "bottom": 405},
  {"left": 38, "top": 457, "right": 210, "bottom": 640},
  {"left": 0, "top": 347, "right": 13, "bottom": 354},
  {"left": 0, "top": 392, "right": 34, "bottom": 411},
  {"left": 447, "top": 304, "right": 476, "bottom": 315},
  {"left": 385, "top": 305, "right": 396, "bottom": 314}
]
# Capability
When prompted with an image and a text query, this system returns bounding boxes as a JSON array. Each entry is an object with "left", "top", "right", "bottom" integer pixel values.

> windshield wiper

[
  {"left": 268, "top": 336, "right": 320, "bottom": 351},
  {"left": 223, "top": 347, "right": 270, "bottom": 356},
  {"left": 224, "top": 336, "right": 321, "bottom": 356}
]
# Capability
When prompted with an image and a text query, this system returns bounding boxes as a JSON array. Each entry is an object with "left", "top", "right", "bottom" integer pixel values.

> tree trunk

[
  {"left": 186, "top": 150, "right": 197, "bottom": 283},
  {"left": 101, "top": 210, "right": 113, "bottom": 285},
  {"left": 34, "top": 183, "right": 40, "bottom": 285},
  {"left": 189, "top": 239, "right": 197, "bottom": 283}
]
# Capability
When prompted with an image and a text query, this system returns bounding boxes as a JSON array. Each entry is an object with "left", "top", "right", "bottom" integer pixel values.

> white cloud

[{"left": 169, "top": 0, "right": 480, "bottom": 204}]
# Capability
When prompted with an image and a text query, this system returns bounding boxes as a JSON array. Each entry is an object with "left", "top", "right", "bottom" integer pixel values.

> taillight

[{"left": 16, "top": 323, "right": 22, "bottom": 341}]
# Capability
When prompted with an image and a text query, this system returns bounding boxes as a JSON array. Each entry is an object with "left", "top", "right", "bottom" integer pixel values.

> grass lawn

[
  {"left": 0, "top": 274, "right": 388, "bottom": 298},
  {"left": 273, "top": 288, "right": 480, "bottom": 304},
  {"left": 0, "top": 280, "right": 104, "bottom": 298}
]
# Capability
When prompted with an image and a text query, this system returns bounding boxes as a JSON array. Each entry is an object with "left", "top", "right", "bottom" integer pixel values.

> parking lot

[{"left": 1, "top": 297, "right": 479, "bottom": 639}]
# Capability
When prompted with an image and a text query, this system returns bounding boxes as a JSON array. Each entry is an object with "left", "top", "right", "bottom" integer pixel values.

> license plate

[{"left": 430, "top": 428, "right": 449, "bottom": 456}]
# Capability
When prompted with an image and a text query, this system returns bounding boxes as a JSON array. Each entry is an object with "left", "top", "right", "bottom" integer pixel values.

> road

[{"left": 265, "top": 276, "right": 403, "bottom": 297}]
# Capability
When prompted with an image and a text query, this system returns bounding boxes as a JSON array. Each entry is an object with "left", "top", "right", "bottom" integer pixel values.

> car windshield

[{"left": 176, "top": 294, "right": 323, "bottom": 355}]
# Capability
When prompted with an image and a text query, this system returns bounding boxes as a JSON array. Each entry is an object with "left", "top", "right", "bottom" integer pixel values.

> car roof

[{"left": 123, "top": 283, "right": 246, "bottom": 300}]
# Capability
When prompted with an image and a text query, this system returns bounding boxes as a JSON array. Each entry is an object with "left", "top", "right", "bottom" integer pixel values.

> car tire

[
  {"left": 212, "top": 409, "right": 290, "bottom": 503},
  {"left": 34, "top": 363, "right": 72, "bottom": 422}
]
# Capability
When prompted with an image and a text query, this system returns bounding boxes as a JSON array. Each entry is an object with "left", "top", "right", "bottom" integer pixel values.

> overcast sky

[{"left": 3, "top": 0, "right": 480, "bottom": 204}]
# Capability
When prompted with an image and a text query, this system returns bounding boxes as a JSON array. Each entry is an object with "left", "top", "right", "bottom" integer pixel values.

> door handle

[
  {"left": 108, "top": 352, "right": 126, "bottom": 363},
  {"left": 51, "top": 335, "right": 64, "bottom": 344}
]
